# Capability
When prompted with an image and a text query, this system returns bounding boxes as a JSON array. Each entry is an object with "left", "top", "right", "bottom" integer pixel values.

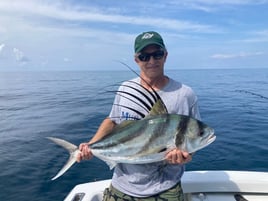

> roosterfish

[{"left": 47, "top": 78, "right": 216, "bottom": 181}]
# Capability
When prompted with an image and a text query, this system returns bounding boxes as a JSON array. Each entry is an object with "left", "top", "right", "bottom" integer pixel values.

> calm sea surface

[{"left": 0, "top": 69, "right": 267, "bottom": 201}]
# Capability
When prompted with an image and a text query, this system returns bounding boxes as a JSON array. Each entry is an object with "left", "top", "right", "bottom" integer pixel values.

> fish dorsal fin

[
  {"left": 148, "top": 99, "right": 168, "bottom": 116},
  {"left": 116, "top": 62, "right": 168, "bottom": 117}
]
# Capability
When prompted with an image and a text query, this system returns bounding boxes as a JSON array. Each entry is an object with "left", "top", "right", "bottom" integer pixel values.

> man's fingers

[
  {"left": 166, "top": 149, "right": 192, "bottom": 164},
  {"left": 77, "top": 143, "right": 91, "bottom": 162}
]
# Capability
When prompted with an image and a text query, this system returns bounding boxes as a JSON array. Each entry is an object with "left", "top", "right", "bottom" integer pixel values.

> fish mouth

[
  {"left": 207, "top": 134, "right": 216, "bottom": 144},
  {"left": 193, "top": 134, "right": 216, "bottom": 154}
]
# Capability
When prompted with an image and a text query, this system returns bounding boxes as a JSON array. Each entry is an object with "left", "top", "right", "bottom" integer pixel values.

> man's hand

[
  {"left": 165, "top": 149, "right": 192, "bottom": 164},
  {"left": 76, "top": 142, "right": 93, "bottom": 162}
]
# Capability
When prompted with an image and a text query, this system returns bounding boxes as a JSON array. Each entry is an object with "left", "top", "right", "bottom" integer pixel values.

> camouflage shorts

[{"left": 102, "top": 182, "right": 184, "bottom": 201}]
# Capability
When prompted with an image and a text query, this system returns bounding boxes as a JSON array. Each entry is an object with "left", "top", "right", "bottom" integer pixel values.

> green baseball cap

[{"left": 134, "top": 31, "right": 165, "bottom": 53}]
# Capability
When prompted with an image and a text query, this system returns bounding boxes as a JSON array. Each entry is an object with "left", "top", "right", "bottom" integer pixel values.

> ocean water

[{"left": 0, "top": 69, "right": 267, "bottom": 201}]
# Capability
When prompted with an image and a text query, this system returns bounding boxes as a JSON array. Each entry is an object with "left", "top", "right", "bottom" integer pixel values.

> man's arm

[
  {"left": 77, "top": 117, "right": 116, "bottom": 162},
  {"left": 89, "top": 117, "right": 116, "bottom": 144}
]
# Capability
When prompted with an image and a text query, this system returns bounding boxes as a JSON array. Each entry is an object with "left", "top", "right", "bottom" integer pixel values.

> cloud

[
  {"left": 13, "top": 48, "right": 30, "bottom": 64},
  {"left": 1, "top": 0, "right": 267, "bottom": 70},
  {"left": 169, "top": 0, "right": 268, "bottom": 12},
  {"left": 0, "top": 0, "right": 218, "bottom": 33},
  {"left": 0, "top": 43, "right": 7, "bottom": 59},
  {"left": 186, "top": 0, "right": 268, "bottom": 5},
  {"left": 243, "top": 30, "right": 268, "bottom": 43},
  {"left": 0, "top": 43, "right": 5, "bottom": 53},
  {"left": 63, "top": 57, "right": 71, "bottom": 62},
  {"left": 211, "top": 51, "right": 264, "bottom": 59},
  {"left": 0, "top": 1, "right": 267, "bottom": 36}
]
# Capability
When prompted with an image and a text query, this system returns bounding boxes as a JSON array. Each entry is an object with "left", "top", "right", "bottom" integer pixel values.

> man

[{"left": 77, "top": 31, "right": 200, "bottom": 201}]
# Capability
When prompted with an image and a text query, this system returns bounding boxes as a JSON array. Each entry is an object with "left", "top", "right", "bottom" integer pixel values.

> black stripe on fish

[
  {"left": 136, "top": 115, "right": 171, "bottom": 155},
  {"left": 175, "top": 116, "right": 190, "bottom": 147},
  {"left": 197, "top": 120, "right": 205, "bottom": 137},
  {"left": 90, "top": 120, "right": 148, "bottom": 149}
]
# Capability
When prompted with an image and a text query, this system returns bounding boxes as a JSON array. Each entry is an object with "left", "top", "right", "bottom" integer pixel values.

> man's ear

[
  {"left": 164, "top": 51, "right": 168, "bottom": 62},
  {"left": 134, "top": 57, "right": 139, "bottom": 64}
]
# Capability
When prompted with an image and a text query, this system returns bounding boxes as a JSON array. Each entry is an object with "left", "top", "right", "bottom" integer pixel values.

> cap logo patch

[{"left": 141, "top": 33, "right": 154, "bottom": 40}]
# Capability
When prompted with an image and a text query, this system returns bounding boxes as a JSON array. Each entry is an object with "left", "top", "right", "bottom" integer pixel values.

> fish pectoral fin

[
  {"left": 104, "top": 160, "right": 117, "bottom": 170},
  {"left": 47, "top": 137, "right": 79, "bottom": 180},
  {"left": 130, "top": 152, "right": 167, "bottom": 164},
  {"left": 112, "top": 120, "right": 136, "bottom": 131},
  {"left": 157, "top": 148, "right": 167, "bottom": 153}
]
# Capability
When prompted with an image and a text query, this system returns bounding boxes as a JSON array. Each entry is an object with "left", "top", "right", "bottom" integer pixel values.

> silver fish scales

[{"left": 90, "top": 113, "right": 215, "bottom": 165}]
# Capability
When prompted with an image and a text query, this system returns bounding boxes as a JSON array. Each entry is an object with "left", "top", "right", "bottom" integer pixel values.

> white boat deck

[{"left": 64, "top": 171, "right": 268, "bottom": 201}]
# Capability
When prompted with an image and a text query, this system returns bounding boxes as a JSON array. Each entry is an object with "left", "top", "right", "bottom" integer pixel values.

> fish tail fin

[{"left": 47, "top": 137, "right": 80, "bottom": 180}]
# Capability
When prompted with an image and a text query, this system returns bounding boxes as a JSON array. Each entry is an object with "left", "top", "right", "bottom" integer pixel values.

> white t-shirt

[{"left": 109, "top": 77, "right": 200, "bottom": 197}]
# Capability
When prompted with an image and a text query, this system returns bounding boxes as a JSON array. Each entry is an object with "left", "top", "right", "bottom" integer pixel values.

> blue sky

[{"left": 0, "top": 0, "right": 268, "bottom": 71}]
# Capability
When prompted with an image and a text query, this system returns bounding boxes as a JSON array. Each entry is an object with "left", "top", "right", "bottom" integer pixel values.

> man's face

[{"left": 135, "top": 44, "right": 167, "bottom": 79}]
